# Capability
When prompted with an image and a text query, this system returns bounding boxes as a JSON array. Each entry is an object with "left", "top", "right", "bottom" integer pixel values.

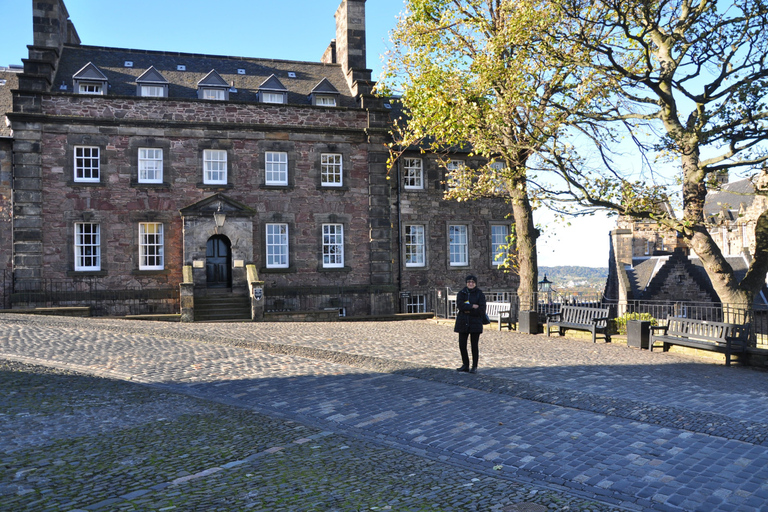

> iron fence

[{"left": 4, "top": 273, "right": 178, "bottom": 317}]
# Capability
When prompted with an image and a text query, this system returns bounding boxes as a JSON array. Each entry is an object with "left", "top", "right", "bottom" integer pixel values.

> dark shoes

[
  {"left": 456, "top": 365, "right": 469, "bottom": 372},
  {"left": 469, "top": 367, "right": 477, "bottom": 374}
]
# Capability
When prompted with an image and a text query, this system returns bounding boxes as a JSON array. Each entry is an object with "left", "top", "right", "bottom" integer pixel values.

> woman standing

[{"left": 453, "top": 275, "right": 487, "bottom": 374}]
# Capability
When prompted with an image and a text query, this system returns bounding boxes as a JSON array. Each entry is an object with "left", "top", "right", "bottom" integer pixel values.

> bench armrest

[
  {"left": 649, "top": 325, "right": 668, "bottom": 335},
  {"left": 546, "top": 312, "right": 561, "bottom": 321},
  {"left": 591, "top": 316, "right": 611, "bottom": 323}
]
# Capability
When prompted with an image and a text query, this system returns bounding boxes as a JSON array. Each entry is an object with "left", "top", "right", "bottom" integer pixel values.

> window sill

[
  {"left": 197, "top": 183, "right": 234, "bottom": 190},
  {"left": 67, "top": 180, "right": 103, "bottom": 187},
  {"left": 132, "top": 269, "right": 171, "bottom": 275},
  {"left": 130, "top": 181, "right": 171, "bottom": 189},
  {"left": 67, "top": 270, "right": 107, "bottom": 277},
  {"left": 260, "top": 266, "right": 297, "bottom": 274},
  {"left": 260, "top": 184, "right": 294, "bottom": 191},
  {"left": 317, "top": 265, "right": 351, "bottom": 273},
  {"left": 317, "top": 185, "right": 349, "bottom": 191}
]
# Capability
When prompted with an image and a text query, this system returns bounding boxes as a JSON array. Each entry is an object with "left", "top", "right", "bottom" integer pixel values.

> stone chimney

[
  {"left": 19, "top": 0, "right": 80, "bottom": 94},
  {"left": 329, "top": 0, "right": 372, "bottom": 97}
]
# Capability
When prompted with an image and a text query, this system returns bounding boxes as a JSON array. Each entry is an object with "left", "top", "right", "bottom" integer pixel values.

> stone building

[{"left": 1, "top": 0, "right": 518, "bottom": 319}]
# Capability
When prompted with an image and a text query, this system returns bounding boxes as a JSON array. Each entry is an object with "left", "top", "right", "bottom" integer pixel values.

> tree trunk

[{"left": 510, "top": 176, "right": 538, "bottom": 311}]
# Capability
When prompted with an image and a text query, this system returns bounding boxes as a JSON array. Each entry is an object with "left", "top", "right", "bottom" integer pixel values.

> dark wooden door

[{"left": 206, "top": 236, "right": 231, "bottom": 288}]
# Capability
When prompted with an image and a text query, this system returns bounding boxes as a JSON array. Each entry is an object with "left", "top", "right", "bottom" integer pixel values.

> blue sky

[{"left": 0, "top": 0, "right": 611, "bottom": 268}]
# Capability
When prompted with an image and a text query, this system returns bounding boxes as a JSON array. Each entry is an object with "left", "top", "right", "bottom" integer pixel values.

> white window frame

[
  {"left": 491, "top": 225, "right": 509, "bottom": 266},
  {"left": 449, "top": 224, "right": 469, "bottom": 266},
  {"left": 138, "top": 148, "right": 163, "bottom": 183},
  {"left": 262, "top": 92, "right": 284, "bottom": 104},
  {"left": 320, "top": 153, "right": 343, "bottom": 187},
  {"left": 315, "top": 95, "right": 336, "bottom": 106},
  {"left": 406, "top": 294, "right": 426, "bottom": 313},
  {"left": 78, "top": 82, "right": 103, "bottom": 95},
  {"left": 404, "top": 224, "right": 425, "bottom": 267},
  {"left": 266, "top": 223, "right": 289, "bottom": 268},
  {"left": 140, "top": 85, "right": 165, "bottom": 97},
  {"left": 202, "top": 88, "right": 225, "bottom": 101},
  {"left": 322, "top": 223, "right": 344, "bottom": 268},
  {"left": 139, "top": 222, "right": 164, "bottom": 270},
  {"left": 203, "top": 149, "right": 227, "bottom": 184},
  {"left": 74, "top": 146, "right": 100, "bottom": 183},
  {"left": 74, "top": 223, "right": 101, "bottom": 271},
  {"left": 265, "top": 151, "right": 288, "bottom": 186},
  {"left": 403, "top": 158, "right": 423, "bottom": 189}
]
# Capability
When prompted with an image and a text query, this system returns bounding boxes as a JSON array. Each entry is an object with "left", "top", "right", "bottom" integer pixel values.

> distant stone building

[
  {"left": 604, "top": 174, "right": 768, "bottom": 308},
  {"left": 0, "top": 0, "right": 518, "bottom": 319}
]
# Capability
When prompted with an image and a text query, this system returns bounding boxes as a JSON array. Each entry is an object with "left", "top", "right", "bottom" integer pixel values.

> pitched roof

[
  {"left": 72, "top": 62, "right": 108, "bottom": 81},
  {"left": 52, "top": 45, "right": 357, "bottom": 107},
  {"left": 311, "top": 77, "right": 339, "bottom": 94},
  {"left": 198, "top": 69, "right": 228, "bottom": 87},
  {"left": 704, "top": 178, "right": 756, "bottom": 220},
  {"left": 136, "top": 66, "right": 168, "bottom": 84}
]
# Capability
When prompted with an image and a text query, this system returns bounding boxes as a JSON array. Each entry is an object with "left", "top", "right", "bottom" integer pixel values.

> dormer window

[
  {"left": 79, "top": 83, "right": 103, "bottom": 95},
  {"left": 258, "top": 74, "right": 288, "bottom": 104},
  {"left": 197, "top": 69, "right": 229, "bottom": 101},
  {"left": 136, "top": 66, "right": 169, "bottom": 98},
  {"left": 309, "top": 78, "right": 340, "bottom": 107},
  {"left": 73, "top": 62, "right": 108, "bottom": 96}
]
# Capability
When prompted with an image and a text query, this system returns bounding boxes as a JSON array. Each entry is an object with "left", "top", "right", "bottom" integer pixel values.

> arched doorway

[{"left": 206, "top": 235, "right": 231, "bottom": 288}]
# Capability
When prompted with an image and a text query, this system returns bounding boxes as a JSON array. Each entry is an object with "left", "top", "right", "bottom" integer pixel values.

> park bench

[
  {"left": 649, "top": 316, "right": 750, "bottom": 366},
  {"left": 486, "top": 301, "right": 513, "bottom": 331},
  {"left": 545, "top": 305, "right": 612, "bottom": 343}
]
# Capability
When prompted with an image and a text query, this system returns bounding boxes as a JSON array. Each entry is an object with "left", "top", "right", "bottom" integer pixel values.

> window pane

[
  {"left": 322, "top": 223, "right": 344, "bottom": 267},
  {"left": 74, "top": 146, "right": 100, "bottom": 182},
  {"left": 404, "top": 225, "right": 425, "bottom": 267},
  {"left": 406, "top": 294, "right": 426, "bottom": 313},
  {"left": 75, "top": 223, "right": 101, "bottom": 271},
  {"left": 139, "top": 223, "right": 164, "bottom": 270},
  {"left": 449, "top": 225, "right": 468, "bottom": 266},
  {"left": 138, "top": 148, "right": 163, "bottom": 183},
  {"left": 140, "top": 85, "right": 164, "bottom": 97},
  {"left": 491, "top": 225, "right": 509, "bottom": 266},
  {"left": 204, "top": 150, "right": 227, "bottom": 184},
  {"left": 203, "top": 88, "right": 225, "bottom": 100},
  {"left": 265, "top": 152, "right": 288, "bottom": 185},
  {"left": 263, "top": 92, "right": 284, "bottom": 104},
  {"left": 321, "top": 153, "right": 342, "bottom": 187},
  {"left": 403, "top": 158, "right": 423, "bottom": 189},
  {"left": 266, "top": 223, "right": 289, "bottom": 268}
]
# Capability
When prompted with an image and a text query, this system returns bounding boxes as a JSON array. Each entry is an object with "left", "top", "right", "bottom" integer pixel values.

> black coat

[{"left": 453, "top": 286, "right": 487, "bottom": 334}]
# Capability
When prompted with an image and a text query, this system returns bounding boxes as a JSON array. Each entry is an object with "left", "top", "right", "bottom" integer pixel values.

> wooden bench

[
  {"left": 486, "top": 301, "right": 513, "bottom": 331},
  {"left": 649, "top": 316, "right": 750, "bottom": 366},
  {"left": 545, "top": 306, "right": 612, "bottom": 343}
]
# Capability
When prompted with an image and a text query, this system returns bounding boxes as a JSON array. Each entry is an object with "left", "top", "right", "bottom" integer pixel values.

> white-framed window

[
  {"left": 139, "top": 222, "right": 164, "bottom": 270},
  {"left": 138, "top": 148, "right": 163, "bottom": 183},
  {"left": 449, "top": 224, "right": 468, "bottom": 266},
  {"left": 78, "top": 83, "right": 103, "bottom": 95},
  {"left": 265, "top": 151, "right": 288, "bottom": 186},
  {"left": 202, "top": 88, "right": 225, "bottom": 101},
  {"left": 74, "top": 146, "right": 100, "bottom": 182},
  {"left": 266, "top": 223, "right": 289, "bottom": 268},
  {"left": 203, "top": 149, "right": 227, "bottom": 184},
  {"left": 404, "top": 224, "right": 425, "bottom": 267},
  {"left": 74, "top": 223, "right": 101, "bottom": 271},
  {"left": 406, "top": 294, "right": 426, "bottom": 313},
  {"left": 321, "top": 153, "right": 343, "bottom": 187},
  {"left": 315, "top": 95, "right": 336, "bottom": 106},
  {"left": 262, "top": 92, "right": 284, "bottom": 104},
  {"left": 322, "top": 223, "right": 344, "bottom": 268},
  {"left": 140, "top": 85, "right": 165, "bottom": 97},
  {"left": 491, "top": 225, "right": 509, "bottom": 266},
  {"left": 403, "top": 158, "right": 423, "bottom": 189}
]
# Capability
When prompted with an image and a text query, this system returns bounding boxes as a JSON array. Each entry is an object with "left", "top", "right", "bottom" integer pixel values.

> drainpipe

[{"left": 396, "top": 158, "right": 403, "bottom": 313}]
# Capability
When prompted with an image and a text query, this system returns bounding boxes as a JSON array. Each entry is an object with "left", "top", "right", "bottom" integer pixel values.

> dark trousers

[{"left": 458, "top": 332, "right": 480, "bottom": 368}]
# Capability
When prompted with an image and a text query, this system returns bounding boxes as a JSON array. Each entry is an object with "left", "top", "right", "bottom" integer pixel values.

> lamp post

[{"left": 539, "top": 275, "right": 553, "bottom": 304}]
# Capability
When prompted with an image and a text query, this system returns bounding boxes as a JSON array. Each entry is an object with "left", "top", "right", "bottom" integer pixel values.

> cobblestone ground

[
  {"left": 1, "top": 314, "right": 768, "bottom": 511},
  {"left": 2, "top": 360, "right": 620, "bottom": 512}
]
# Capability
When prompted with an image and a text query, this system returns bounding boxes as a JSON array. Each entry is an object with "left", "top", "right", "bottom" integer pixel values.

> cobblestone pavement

[{"left": 1, "top": 314, "right": 767, "bottom": 511}]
